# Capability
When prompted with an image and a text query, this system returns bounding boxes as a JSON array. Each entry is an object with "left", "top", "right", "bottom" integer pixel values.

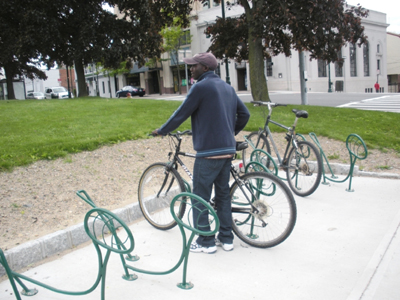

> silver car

[
  {"left": 44, "top": 87, "right": 73, "bottom": 99},
  {"left": 26, "top": 92, "right": 45, "bottom": 99}
]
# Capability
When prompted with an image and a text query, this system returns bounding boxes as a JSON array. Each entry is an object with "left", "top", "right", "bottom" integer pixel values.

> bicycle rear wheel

[
  {"left": 286, "top": 140, "right": 322, "bottom": 197},
  {"left": 138, "top": 162, "right": 186, "bottom": 230},
  {"left": 231, "top": 172, "right": 296, "bottom": 248},
  {"left": 242, "top": 132, "right": 271, "bottom": 169}
]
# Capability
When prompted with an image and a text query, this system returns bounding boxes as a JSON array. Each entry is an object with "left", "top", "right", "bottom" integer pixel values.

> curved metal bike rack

[
  {"left": 0, "top": 190, "right": 220, "bottom": 299},
  {"left": 309, "top": 133, "right": 368, "bottom": 192}
]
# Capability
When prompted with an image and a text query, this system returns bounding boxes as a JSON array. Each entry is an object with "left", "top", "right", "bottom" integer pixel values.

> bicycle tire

[
  {"left": 286, "top": 140, "right": 322, "bottom": 197},
  {"left": 231, "top": 172, "right": 296, "bottom": 248},
  {"left": 138, "top": 162, "right": 186, "bottom": 230},
  {"left": 242, "top": 132, "right": 271, "bottom": 168}
]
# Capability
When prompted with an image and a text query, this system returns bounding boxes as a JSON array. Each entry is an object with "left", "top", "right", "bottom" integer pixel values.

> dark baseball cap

[{"left": 183, "top": 52, "right": 218, "bottom": 70}]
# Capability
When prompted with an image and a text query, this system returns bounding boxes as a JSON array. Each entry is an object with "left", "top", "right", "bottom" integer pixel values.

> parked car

[
  {"left": 44, "top": 87, "right": 73, "bottom": 99},
  {"left": 26, "top": 92, "right": 45, "bottom": 100},
  {"left": 116, "top": 86, "right": 145, "bottom": 98}
]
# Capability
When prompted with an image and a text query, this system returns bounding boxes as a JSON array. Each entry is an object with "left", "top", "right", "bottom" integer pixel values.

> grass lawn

[{"left": 1, "top": 97, "right": 399, "bottom": 172}]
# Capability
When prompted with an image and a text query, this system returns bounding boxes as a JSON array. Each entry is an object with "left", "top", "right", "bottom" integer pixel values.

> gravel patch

[{"left": 1, "top": 131, "right": 399, "bottom": 251}]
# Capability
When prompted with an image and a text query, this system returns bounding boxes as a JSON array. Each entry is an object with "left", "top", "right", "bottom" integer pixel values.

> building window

[
  {"left": 335, "top": 50, "right": 343, "bottom": 77},
  {"left": 318, "top": 59, "right": 327, "bottom": 77},
  {"left": 350, "top": 43, "right": 357, "bottom": 77},
  {"left": 102, "top": 82, "right": 105, "bottom": 94},
  {"left": 266, "top": 58, "right": 273, "bottom": 77},
  {"left": 363, "top": 43, "right": 369, "bottom": 76},
  {"left": 213, "top": 0, "right": 220, "bottom": 6},
  {"left": 377, "top": 44, "right": 380, "bottom": 53},
  {"left": 203, "top": 0, "right": 210, "bottom": 9},
  {"left": 179, "top": 30, "right": 191, "bottom": 46},
  {"left": 377, "top": 59, "right": 380, "bottom": 71}
]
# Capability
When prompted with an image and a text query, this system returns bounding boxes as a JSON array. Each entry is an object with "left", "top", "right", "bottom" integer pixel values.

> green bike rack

[
  {"left": 248, "top": 149, "right": 279, "bottom": 176},
  {"left": 309, "top": 133, "right": 368, "bottom": 192},
  {"left": 0, "top": 191, "right": 219, "bottom": 299},
  {"left": 244, "top": 133, "right": 306, "bottom": 181},
  {"left": 182, "top": 178, "right": 192, "bottom": 193}
]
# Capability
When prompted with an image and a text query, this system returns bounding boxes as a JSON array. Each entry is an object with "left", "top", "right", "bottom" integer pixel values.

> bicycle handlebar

[
  {"left": 170, "top": 130, "right": 192, "bottom": 137},
  {"left": 251, "top": 101, "right": 287, "bottom": 108},
  {"left": 148, "top": 130, "right": 192, "bottom": 137}
]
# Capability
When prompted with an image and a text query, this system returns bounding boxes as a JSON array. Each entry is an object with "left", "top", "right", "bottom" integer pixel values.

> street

[
  {"left": 242, "top": 92, "right": 400, "bottom": 113},
  {"left": 150, "top": 91, "right": 400, "bottom": 113}
]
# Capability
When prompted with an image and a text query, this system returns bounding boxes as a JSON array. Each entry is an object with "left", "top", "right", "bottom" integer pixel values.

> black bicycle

[{"left": 138, "top": 130, "right": 297, "bottom": 248}]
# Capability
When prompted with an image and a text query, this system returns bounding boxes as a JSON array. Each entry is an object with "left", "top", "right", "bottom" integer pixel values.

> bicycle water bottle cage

[{"left": 292, "top": 109, "right": 308, "bottom": 118}]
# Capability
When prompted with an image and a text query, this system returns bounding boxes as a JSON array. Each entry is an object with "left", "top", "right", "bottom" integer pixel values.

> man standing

[{"left": 152, "top": 52, "right": 250, "bottom": 254}]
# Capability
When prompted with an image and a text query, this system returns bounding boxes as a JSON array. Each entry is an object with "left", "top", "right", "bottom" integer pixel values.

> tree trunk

[
  {"left": 177, "top": 67, "right": 182, "bottom": 94},
  {"left": 244, "top": 1, "right": 270, "bottom": 102},
  {"left": 75, "top": 60, "right": 88, "bottom": 97},
  {"left": 248, "top": 36, "right": 270, "bottom": 101},
  {"left": 157, "top": 69, "right": 162, "bottom": 95},
  {"left": 4, "top": 64, "right": 16, "bottom": 100}
]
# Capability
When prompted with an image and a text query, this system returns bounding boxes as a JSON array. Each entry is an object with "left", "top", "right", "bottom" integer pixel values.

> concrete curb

[
  {"left": 0, "top": 202, "right": 143, "bottom": 277},
  {"left": 1, "top": 162, "right": 399, "bottom": 278},
  {"left": 323, "top": 162, "right": 400, "bottom": 180}
]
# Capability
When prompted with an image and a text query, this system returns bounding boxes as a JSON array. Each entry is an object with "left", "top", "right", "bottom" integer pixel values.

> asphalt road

[
  {"left": 240, "top": 91, "right": 400, "bottom": 112},
  {"left": 150, "top": 91, "right": 400, "bottom": 113}
]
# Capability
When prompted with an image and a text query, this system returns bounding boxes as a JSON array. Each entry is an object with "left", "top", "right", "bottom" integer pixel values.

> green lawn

[{"left": 1, "top": 97, "right": 399, "bottom": 172}]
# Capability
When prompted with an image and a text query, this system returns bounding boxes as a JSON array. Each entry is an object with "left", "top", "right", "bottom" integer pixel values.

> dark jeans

[{"left": 192, "top": 157, "right": 234, "bottom": 247}]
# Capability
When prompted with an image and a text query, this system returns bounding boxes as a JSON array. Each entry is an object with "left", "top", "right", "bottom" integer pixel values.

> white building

[
  {"left": 83, "top": 3, "right": 389, "bottom": 97},
  {"left": 387, "top": 32, "right": 400, "bottom": 92},
  {"left": 190, "top": 3, "right": 389, "bottom": 94}
]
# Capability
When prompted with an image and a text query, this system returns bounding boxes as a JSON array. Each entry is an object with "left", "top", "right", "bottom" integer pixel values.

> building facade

[
  {"left": 387, "top": 32, "right": 400, "bottom": 92},
  {"left": 84, "top": 3, "right": 390, "bottom": 98},
  {"left": 191, "top": 3, "right": 389, "bottom": 94}
]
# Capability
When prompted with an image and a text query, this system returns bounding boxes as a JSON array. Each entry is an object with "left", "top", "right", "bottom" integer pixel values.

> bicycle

[
  {"left": 243, "top": 101, "right": 322, "bottom": 197},
  {"left": 138, "top": 130, "right": 297, "bottom": 248}
]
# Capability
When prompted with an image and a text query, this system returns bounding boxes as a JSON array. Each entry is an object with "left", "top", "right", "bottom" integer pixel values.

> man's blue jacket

[{"left": 158, "top": 71, "right": 250, "bottom": 157}]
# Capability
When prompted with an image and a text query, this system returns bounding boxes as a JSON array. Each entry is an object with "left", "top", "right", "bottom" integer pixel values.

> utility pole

[
  {"left": 328, "top": 63, "right": 332, "bottom": 93},
  {"left": 221, "top": 0, "right": 231, "bottom": 85},
  {"left": 298, "top": 51, "right": 308, "bottom": 105},
  {"left": 66, "top": 66, "right": 71, "bottom": 98}
]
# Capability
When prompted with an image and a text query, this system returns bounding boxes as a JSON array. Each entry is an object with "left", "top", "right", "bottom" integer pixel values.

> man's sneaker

[
  {"left": 215, "top": 238, "right": 234, "bottom": 251},
  {"left": 190, "top": 242, "right": 217, "bottom": 254}
]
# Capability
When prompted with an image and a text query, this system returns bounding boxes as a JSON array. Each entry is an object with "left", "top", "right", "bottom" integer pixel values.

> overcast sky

[{"left": 347, "top": 0, "right": 400, "bottom": 34}]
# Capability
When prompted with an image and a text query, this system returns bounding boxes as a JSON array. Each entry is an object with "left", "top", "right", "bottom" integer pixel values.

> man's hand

[{"left": 151, "top": 129, "right": 159, "bottom": 136}]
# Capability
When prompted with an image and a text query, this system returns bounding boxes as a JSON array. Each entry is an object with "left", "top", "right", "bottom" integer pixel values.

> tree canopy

[
  {"left": 204, "top": 0, "right": 368, "bottom": 101},
  {"left": 0, "top": 0, "right": 192, "bottom": 99},
  {"left": 0, "top": 0, "right": 59, "bottom": 99}
]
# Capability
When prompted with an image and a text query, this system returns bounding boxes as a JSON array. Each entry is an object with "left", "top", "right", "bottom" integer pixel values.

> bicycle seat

[
  {"left": 292, "top": 109, "right": 308, "bottom": 118},
  {"left": 236, "top": 141, "right": 248, "bottom": 151}
]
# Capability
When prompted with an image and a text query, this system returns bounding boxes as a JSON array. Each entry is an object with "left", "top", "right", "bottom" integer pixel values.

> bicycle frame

[
  {"left": 165, "top": 132, "right": 265, "bottom": 221},
  {"left": 248, "top": 102, "right": 302, "bottom": 168}
]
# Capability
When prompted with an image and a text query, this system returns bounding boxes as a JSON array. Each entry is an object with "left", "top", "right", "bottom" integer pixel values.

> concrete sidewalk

[{"left": 1, "top": 176, "right": 400, "bottom": 300}]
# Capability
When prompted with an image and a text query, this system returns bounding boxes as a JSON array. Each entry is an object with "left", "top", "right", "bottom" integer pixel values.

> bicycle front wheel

[
  {"left": 286, "top": 140, "right": 322, "bottom": 197},
  {"left": 138, "top": 162, "right": 186, "bottom": 230},
  {"left": 231, "top": 172, "right": 296, "bottom": 248},
  {"left": 242, "top": 132, "right": 271, "bottom": 168}
]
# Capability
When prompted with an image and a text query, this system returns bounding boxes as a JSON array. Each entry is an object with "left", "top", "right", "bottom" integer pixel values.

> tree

[
  {"left": 52, "top": 0, "right": 193, "bottom": 97},
  {"left": 161, "top": 18, "right": 193, "bottom": 94},
  {"left": 0, "top": 0, "right": 193, "bottom": 99},
  {"left": 204, "top": 0, "right": 368, "bottom": 102},
  {"left": 0, "top": 1, "right": 59, "bottom": 99}
]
